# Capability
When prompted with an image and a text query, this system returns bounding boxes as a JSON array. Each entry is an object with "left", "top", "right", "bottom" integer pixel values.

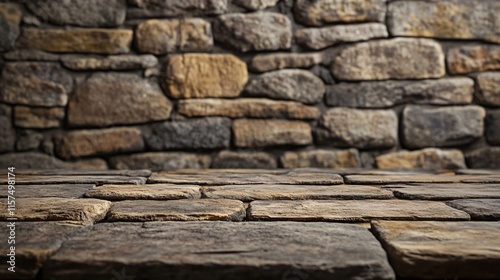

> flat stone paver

[
  {"left": 0, "top": 175, "right": 147, "bottom": 185},
  {"left": 202, "top": 184, "right": 393, "bottom": 201},
  {"left": 9, "top": 169, "right": 152, "bottom": 177},
  {"left": 372, "top": 221, "right": 500, "bottom": 279},
  {"left": 447, "top": 199, "right": 500, "bottom": 220},
  {"left": 248, "top": 200, "right": 470, "bottom": 222},
  {"left": 387, "top": 184, "right": 500, "bottom": 200},
  {"left": 107, "top": 199, "right": 246, "bottom": 222},
  {"left": 0, "top": 198, "right": 111, "bottom": 224},
  {"left": 44, "top": 221, "right": 395, "bottom": 280},
  {"left": 84, "top": 184, "right": 201, "bottom": 200},
  {"left": 344, "top": 174, "right": 500, "bottom": 184},
  {"left": 0, "top": 184, "right": 94, "bottom": 198},
  {"left": 456, "top": 169, "right": 500, "bottom": 175}
]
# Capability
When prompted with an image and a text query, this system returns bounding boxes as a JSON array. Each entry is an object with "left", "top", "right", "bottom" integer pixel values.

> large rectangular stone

[
  {"left": 0, "top": 175, "right": 147, "bottom": 185},
  {"left": 281, "top": 149, "right": 360, "bottom": 168},
  {"left": 233, "top": 119, "right": 312, "bottom": 148},
  {"left": 447, "top": 45, "right": 500, "bottom": 74},
  {"left": 85, "top": 184, "right": 201, "bottom": 200},
  {"left": 127, "top": 0, "right": 227, "bottom": 18},
  {"left": 14, "top": 106, "right": 65, "bottom": 128},
  {"left": 447, "top": 199, "right": 500, "bottom": 220},
  {"left": 345, "top": 174, "right": 500, "bottom": 184},
  {"left": 388, "top": 184, "right": 500, "bottom": 201},
  {"left": 0, "top": 184, "right": 94, "bottom": 199}
]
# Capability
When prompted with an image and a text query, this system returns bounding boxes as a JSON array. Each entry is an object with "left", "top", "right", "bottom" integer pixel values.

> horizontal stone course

[
  {"left": 388, "top": 184, "right": 500, "bottom": 201},
  {"left": 281, "top": 149, "right": 360, "bottom": 169},
  {"left": 109, "top": 152, "right": 211, "bottom": 171},
  {"left": 233, "top": 119, "right": 312, "bottom": 148},
  {"left": 376, "top": 148, "right": 466, "bottom": 170},
  {"left": 250, "top": 52, "right": 322, "bottom": 72},
  {"left": 212, "top": 151, "right": 277, "bottom": 169},
  {"left": 447, "top": 45, "right": 500, "bottom": 74},
  {"left": 84, "top": 184, "right": 201, "bottom": 200},
  {"left": 127, "top": 0, "right": 227, "bottom": 18},
  {"left": 61, "top": 54, "right": 158, "bottom": 70},
  {"left": 14, "top": 106, "right": 65, "bottom": 128}
]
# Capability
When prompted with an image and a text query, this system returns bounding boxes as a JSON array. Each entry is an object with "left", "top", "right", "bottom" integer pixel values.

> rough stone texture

[
  {"left": 19, "top": 28, "right": 133, "bottom": 54},
  {"left": 249, "top": 200, "right": 470, "bottom": 222},
  {"left": 332, "top": 38, "right": 445, "bottom": 80},
  {"left": 163, "top": 54, "right": 248, "bottom": 99},
  {"left": 178, "top": 98, "right": 319, "bottom": 119},
  {"left": 10, "top": 169, "right": 151, "bottom": 177},
  {"left": 0, "top": 104, "right": 14, "bottom": 153},
  {"left": 294, "top": 0, "right": 387, "bottom": 26},
  {"left": 84, "top": 184, "right": 201, "bottom": 201},
  {"left": 107, "top": 199, "right": 246, "bottom": 221},
  {"left": 0, "top": 152, "right": 69, "bottom": 169},
  {"left": 26, "top": 0, "right": 126, "bottom": 27},
  {"left": 373, "top": 221, "right": 500, "bottom": 279},
  {"left": 0, "top": 3, "right": 22, "bottom": 51},
  {"left": 16, "top": 130, "right": 43, "bottom": 151},
  {"left": 0, "top": 184, "right": 94, "bottom": 199},
  {"left": 376, "top": 148, "right": 466, "bottom": 170},
  {"left": 233, "top": 119, "right": 312, "bottom": 148},
  {"left": 3, "top": 49, "right": 60, "bottom": 61},
  {"left": 0, "top": 174, "right": 147, "bottom": 185},
  {"left": 477, "top": 72, "right": 500, "bottom": 107},
  {"left": 68, "top": 73, "right": 172, "bottom": 127},
  {"left": 127, "top": 0, "right": 227, "bottom": 18},
  {"left": 0, "top": 198, "right": 111, "bottom": 224},
  {"left": 144, "top": 118, "right": 231, "bottom": 150},
  {"left": 203, "top": 184, "right": 393, "bottom": 201},
  {"left": 447, "top": 199, "right": 500, "bottom": 221},
  {"left": 326, "top": 78, "right": 474, "bottom": 108},
  {"left": 245, "top": 69, "right": 325, "bottom": 104},
  {"left": 234, "top": 0, "right": 278, "bottom": 10},
  {"left": 447, "top": 45, "right": 500, "bottom": 74},
  {"left": 214, "top": 12, "right": 291, "bottom": 52},
  {"left": 55, "top": 128, "right": 145, "bottom": 159},
  {"left": 344, "top": 174, "right": 500, "bottom": 184},
  {"left": 466, "top": 147, "right": 500, "bottom": 169},
  {"left": 61, "top": 54, "right": 158, "bottom": 70},
  {"left": 212, "top": 151, "right": 277, "bottom": 169},
  {"left": 14, "top": 106, "right": 65, "bottom": 128},
  {"left": 281, "top": 149, "right": 360, "bottom": 169},
  {"left": 250, "top": 52, "right": 322, "bottom": 72},
  {"left": 44, "top": 222, "right": 395, "bottom": 280},
  {"left": 136, "top": 19, "right": 212, "bottom": 54},
  {"left": 318, "top": 108, "right": 398, "bottom": 149},
  {"left": 388, "top": 0, "right": 500, "bottom": 43},
  {"left": 388, "top": 184, "right": 500, "bottom": 201},
  {"left": 0, "top": 62, "right": 72, "bottom": 107},
  {"left": 486, "top": 110, "right": 500, "bottom": 145},
  {"left": 296, "top": 23, "right": 388, "bottom": 50},
  {"left": 109, "top": 152, "right": 211, "bottom": 171},
  {"left": 403, "top": 106, "right": 485, "bottom": 148}
]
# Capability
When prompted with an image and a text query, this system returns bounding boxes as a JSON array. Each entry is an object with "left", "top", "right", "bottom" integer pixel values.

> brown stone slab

[
  {"left": 248, "top": 200, "right": 470, "bottom": 222},
  {"left": 0, "top": 221, "right": 89, "bottom": 279},
  {"left": 447, "top": 199, "right": 500, "bottom": 221},
  {"left": 85, "top": 184, "right": 201, "bottom": 200},
  {"left": 372, "top": 221, "right": 500, "bottom": 279},
  {"left": 44, "top": 221, "right": 395, "bottom": 280},
  {"left": 0, "top": 184, "right": 94, "bottom": 198},
  {"left": 344, "top": 174, "right": 500, "bottom": 184},
  {"left": 388, "top": 184, "right": 500, "bottom": 200},
  {"left": 7, "top": 169, "right": 152, "bottom": 177},
  {"left": 0, "top": 175, "right": 147, "bottom": 185},
  {"left": 456, "top": 169, "right": 500, "bottom": 175},
  {"left": 202, "top": 185, "right": 393, "bottom": 202},
  {"left": 0, "top": 198, "right": 111, "bottom": 224},
  {"left": 107, "top": 199, "right": 246, "bottom": 222}
]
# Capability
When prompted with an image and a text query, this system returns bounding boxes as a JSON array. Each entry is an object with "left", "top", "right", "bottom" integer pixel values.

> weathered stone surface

[
  {"left": 3, "top": 49, "right": 60, "bottom": 61},
  {"left": 0, "top": 104, "right": 14, "bottom": 153},
  {"left": 0, "top": 174, "right": 147, "bottom": 185},
  {"left": 136, "top": 19, "right": 212, "bottom": 54},
  {"left": 344, "top": 174, "right": 500, "bottom": 184},
  {"left": 16, "top": 130, "right": 43, "bottom": 151},
  {"left": 318, "top": 108, "right": 397, "bottom": 149},
  {"left": 0, "top": 152, "right": 68, "bottom": 169},
  {"left": 486, "top": 110, "right": 500, "bottom": 145},
  {"left": 84, "top": 184, "right": 201, "bottom": 201},
  {"left": 19, "top": 28, "right": 133, "bottom": 54},
  {"left": 250, "top": 52, "right": 322, "bottom": 72},
  {"left": 326, "top": 78, "right": 474, "bottom": 108},
  {"left": 372, "top": 221, "right": 500, "bottom": 279},
  {"left": 128, "top": 0, "right": 227, "bottom": 18},
  {"left": 0, "top": 198, "right": 111, "bottom": 224},
  {"left": 11, "top": 169, "right": 151, "bottom": 177},
  {"left": 44, "top": 222, "right": 395, "bottom": 280},
  {"left": 233, "top": 119, "right": 312, "bottom": 148},
  {"left": 107, "top": 199, "right": 245, "bottom": 222},
  {"left": 388, "top": 0, "right": 500, "bottom": 43},
  {"left": 144, "top": 118, "right": 231, "bottom": 150},
  {"left": 234, "top": 0, "right": 278, "bottom": 10},
  {"left": 26, "top": 0, "right": 126, "bottom": 27},
  {"left": 296, "top": 23, "right": 388, "bottom": 50},
  {"left": 14, "top": 106, "right": 65, "bottom": 128},
  {"left": 163, "top": 54, "right": 248, "bottom": 99},
  {"left": 245, "top": 69, "right": 325, "bottom": 104},
  {"left": 389, "top": 184, "right": 500, "bottom": 201},
  {"left": 447, "top": 45, "right": 500, "bottom": 74},
  {"left": 0, "top": 3, "right": 22, "bottom": 51},
  {"left": 249, "top": 200, "right": 469, "bottom": 222},
  {"left": 0, "top": 184, "right": 94, "bottom": 199},
  {"left": 68, "top": 73, "right": 172, "bottom": 127},
  {"left": 0, "top": 222, "right": 88, "bottom": 279},
  {"left": 466, "top": 147, "right": 500, "bottom": 169},
  {"left": 0, "top": 62, "right": 72, "bottom": 107},
  {"left": 178, "top": 98, "right": 319, "bottom": 119},
  {"left": 109, "top": 152, "right": 211, "bottom": 171},
  {"left": 214, "top": 12, "right": 291, "bottom": 52},
  {"left": 212, "top": 151, "right": 277, "bottom": 169},
  {"left": 332, "top": 38, "right": 445, "bottom": 80},
  {"left": 55, "top": 128, "right": 144, "bottom": 159},
  {"left": 376, "top": 148, "right": 466, "bottom": 170},
  {"left": 447, "top": 199, "right": 500, "bottom": 221},
  {"left": 281, "top": 149, "right": 360, "bottom": 169},
  {"left": 62, "top": 54, "right": 157, "bottom": 70},
  {"left": 294, "top": 0, "right": 386, "bottom": 26},
  {"left": 477, "top": 72, "right": 500, "bottom": 107},
  {"left": 403, "top": 106, "right": 485, "bottom": 148},
  {"left": 456, "top": 169, "right": 500, "bottom": 176}
]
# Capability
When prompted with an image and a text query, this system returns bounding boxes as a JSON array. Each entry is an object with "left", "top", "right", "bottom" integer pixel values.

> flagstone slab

[
  {"left": 202, "top": 185, "right": 393, "bottom": 201},
  {"left": 85, "top": 184, "right": 201, "bottom": 200},
  {"left": 0, "top": 221, "right": 89, "bottom": 279},
  {"left": 8, "top": 169, "right": 152, "bottom": 177},
  {"left": 0, "top": 184, "right": 94, "bottom": 198},
  {"left": 0, "top": 175, "right": 147, "bottom": 185},
  {"left": 248, "top": 200, "right": 470, "bottom": 222},
  {"left": 44, "top": 221, "right": 395, "bottom": 280},
  {"left": 456, "top": 169, "right": 500, "bottom": 175},
  {"left": 388, "top": 184, "right": 500, "bottom": 200},
  {"left": 106, "top": 199, "right": 246, "bottom": 222},
  {"left": 372, "top": 221, "right": 500, "bottom": 279},
  {"left": 447, "top": 199, "right": 500, "bottom": 221},
  {"left": 344, "top": 174, "right": 500, "bottom": 184}
]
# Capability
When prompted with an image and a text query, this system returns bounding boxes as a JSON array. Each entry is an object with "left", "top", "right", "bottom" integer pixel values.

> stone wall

[{"left": 0, "top": 0, "right": 499, "bottom": 170}]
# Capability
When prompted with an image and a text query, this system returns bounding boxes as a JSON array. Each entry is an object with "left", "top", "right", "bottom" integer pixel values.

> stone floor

[{"left": 1, "top": 168, "right": 499, "bottom": 280}]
